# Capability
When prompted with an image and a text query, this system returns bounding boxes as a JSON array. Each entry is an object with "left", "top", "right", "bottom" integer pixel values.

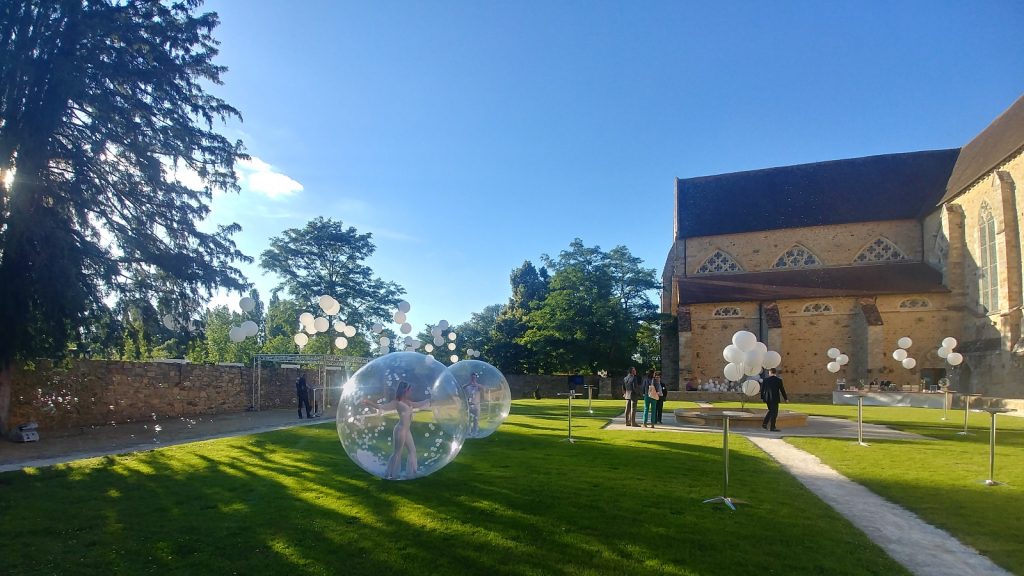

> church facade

[{"left": 661, "top": 94, "right": 1024, "bottom": 397}]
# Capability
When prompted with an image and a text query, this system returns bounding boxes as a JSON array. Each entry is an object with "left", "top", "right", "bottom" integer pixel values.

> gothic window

[
  {"left": 696, "top": 250, "right": 743, "bottom": 274},
  {"left": 898, "top": 298, "right": 930, "bottom": 310},
  {"left": 979, "top": 203, "right": 1000, "bottom": 314},
  {"left": 713, "top": 306, "right": 742, "bottom": 317},
  {"left": 773, "top": 244, "right": 821, "bottom": 268},
  {"left": 854, "top": 237, "right": 908, "bottom": 263},
  {"left": 802, "top": 302, "right": 833, "bottom": 314}
]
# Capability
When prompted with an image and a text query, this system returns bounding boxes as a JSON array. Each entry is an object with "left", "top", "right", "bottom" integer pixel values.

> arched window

[
  {"left": 979, "top": 203, "right": 1000, "bottom": 313},
  {"left": 713, "top": 306, "right": 742, "bottom": 317},
  {"left": 854, "top": 237, "right": 907, "bottom": 264},
  {"left": 773, "top": 244, "right": 821, "bottom": 268},
  {"left": 898, "top": 298, "right": 930, "bottom": 310},
  {"left": 696, "top": 249, "right": 743, "bottom": 274},
  {"left": 802, "top": 302, "right": 833, "bottom": 314}
]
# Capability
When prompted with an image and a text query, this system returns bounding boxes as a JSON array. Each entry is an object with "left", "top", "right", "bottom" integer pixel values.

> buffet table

[{"left": 831, "top": 391, "right": 946, "bottom": 409}]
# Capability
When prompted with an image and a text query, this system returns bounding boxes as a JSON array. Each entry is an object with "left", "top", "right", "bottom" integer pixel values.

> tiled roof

[{"left": 942, "top": 94, "right": 1024, "bottom": 202}]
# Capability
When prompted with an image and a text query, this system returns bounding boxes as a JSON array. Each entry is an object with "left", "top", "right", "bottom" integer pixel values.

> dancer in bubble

[
  {"left": 375, "top": 381, "right": 432, "bottom": 479},
  {"left": 463, "top": 372, "right": 483, "bottom": 436}
]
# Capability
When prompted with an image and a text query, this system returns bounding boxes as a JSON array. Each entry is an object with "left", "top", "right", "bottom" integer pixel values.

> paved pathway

[
  {"left": 750, "top": 437, "right": 1011, "bottom": 576},
  {"left": 607, "top": 411, "right": 1010, "bottom": 576}
]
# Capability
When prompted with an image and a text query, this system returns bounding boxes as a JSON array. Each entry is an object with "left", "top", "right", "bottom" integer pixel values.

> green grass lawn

[
  {"left": 786, "top": 402, "right": 1024, "bottom": 575},
  {"left": 0, "top": 399, "right": 911, "bottom": 576},
  {"left": 695, "top": 399, "right": 1024, "bottom": 574}
]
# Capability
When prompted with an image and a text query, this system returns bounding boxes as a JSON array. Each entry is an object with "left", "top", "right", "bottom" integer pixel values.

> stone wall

[{"left": 6, "top": 359, "right": 311, "bottom": 432}]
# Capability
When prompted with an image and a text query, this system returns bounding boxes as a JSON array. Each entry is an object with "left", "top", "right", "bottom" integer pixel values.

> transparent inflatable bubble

[
  {"left": 448, "top": 360, "right": 512, "bottom": 439},
  {"left": 337, "top": 352, "right": 468, "bottom": 480}
]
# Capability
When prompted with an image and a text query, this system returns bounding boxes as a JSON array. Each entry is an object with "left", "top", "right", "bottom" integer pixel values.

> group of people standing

[
  {"left": 621, "top": 367, "right": 666, "bottom": 428},
  {"left": 622, "top": 366, "right": 788, "bottom": 431}
]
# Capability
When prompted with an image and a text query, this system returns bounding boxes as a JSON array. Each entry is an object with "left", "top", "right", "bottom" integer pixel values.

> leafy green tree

[
  {"left": 488, "top": 261, "right": 548, "bottom": 374},
  {"left": 454, "top": 304, "right": 502, "bottom": 359},
  {"left": 0, "top": 1, "right": 249, "bottom": 432},
  {"left": 259, "top": 217, "right": 405, "bottom": 334},
  {"left": 521, "top": 239, "right": 655, "bottom": 375}
]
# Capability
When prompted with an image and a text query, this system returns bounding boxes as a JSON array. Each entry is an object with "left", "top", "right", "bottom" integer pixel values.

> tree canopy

[
  {"left": 259, "top": 217, "right": 405, "bottom": 332},
  {"left": 0, "top": 0, "right": 250, "bottom": 430}
]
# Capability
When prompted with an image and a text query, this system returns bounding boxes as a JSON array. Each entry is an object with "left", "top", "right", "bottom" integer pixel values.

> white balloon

[
  {"left": 314, "top": 317, "right": 329, "bottom": 332},
  {"left": 162, "top": 314, "right": 177, "bottom": 330},
  {"left": 294, "top": 332, "right": 308, "bottom": 347},
  {"left": 763, "top": 351, "right": 782, "bottom": 369},
  {"left": 827, "top": 361, "right": 840, "bottom": 373},
  {"left": 344, "top": 325, "right": 357, "bottom": 337},
  {"left": 371, "top": 322, "right": 384, "bottom": 334},
  {"left": 324, "top": 301, "right": 341, "bottom": 316},
  {"left": 449, "top": 355, "right": 459, "bottom": 363},
  {"left": 425, "top": 344, "right": 434, "bottom": 353},
  {"left": 723, "top": 345, "right": 744, "bottom": 364},
  {"left": 472, "top": 350, "right": 481, "bottom": 358},
  {"left": 827, "top": 347, "right": 841, "bottom": 359},
  {"left": 447, "top": 342, "right": 456, "bottom": 351},
  {"left": 400, "top": 322, "right": 412, "bottom": 334},
  {"left": 241, "top": 320, "right": 259, "bottom": 337},
  {"left": 299, "top": 312, "right": 314, "bottom": 326},
  {"left": 438, "top": 320, "right": 449, "bottom": 330},
  {"left": 409, "top": 340, "right": 422, "bottom": 350},
  {"left": 393, "top": 311, "right": 407, "bottom": 324},
  {"left": 397, "top": 300, "right": 411, "bottom": 313},
  {"left": 239, "top": 297, "right": 255, "bottom": 312},
  {"left": 902, "top": 357, "right": 917, "bottom": 369},
  {"left": 836, "top": 354, "right": 849, "bottom": 366},
  {"left": 228, "top": 326, "right": 244, "bottom": 342},
  {"left": 448, "top": 332, "right": 458, "bottom": 341},
  {"left": 335, "top": 336, "right": 348, "bottom": 349},
  {"left": 743, "top": 349, "right": 764, "bottom": 369},
  {"left": 942, "top": 337, "right": 958, "bottom": 350},
  {"left": 897, "top": 336, "right": 912, "bottom": 349},
  {"left": 379, "top": 336, "right": 390, "bottom": 347},
  {"left": 743, "top": 362, "right": 761, "bottom": 377},
  {"left": 742, "top": 379, "right": 761, "bottom": 397},
  {"left": 937, "top": 346, "right": 951, "bottom": 359},
  {"left": 318, "top": 295, "right": 334, "bottom": 312},
  {"left": 466, "top": 348, "right": 475, "bottom": 356},
  {"left": 732, "top": 330, "right": 757, "bottom": 352},
  {"left": 723, "top": 362, "right": 742, "bottom": 382},
  {"left": 433, "top": 336, "right": 444, "bottom": 346},
  {"left": 305, "top": 323, "right": 318, "bottom": 335},
  {"left": 333, "top": 320, "right": 345, "bottom": 332},
  {"left": 755, "top": 342, "right": 768, "bottom": 355},
  {"left": 430, "top": 327, "right": 442, "bottom": 337},
  {"left": 947, "top": 352, "right": 964, "bottom": 366},
  {"left": 892, "top": 349, "right": 908, "bottom": 362}
]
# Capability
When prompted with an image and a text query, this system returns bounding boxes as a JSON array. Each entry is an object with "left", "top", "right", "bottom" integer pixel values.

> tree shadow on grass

[{"left": 0, "top": 424, "right": 912, "bottom": 576}]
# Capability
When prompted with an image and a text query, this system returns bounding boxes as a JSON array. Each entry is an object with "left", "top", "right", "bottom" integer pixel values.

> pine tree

[{"left": 0, "top": 1, "right": 250, "bottom": 432}]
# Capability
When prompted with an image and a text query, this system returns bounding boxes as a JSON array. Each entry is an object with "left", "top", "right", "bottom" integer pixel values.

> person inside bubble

[
  {"left": 372, "top": 381, "right": 431, "bottom": 479},
  {"left": 463, "top": 372, "right": 483, "bottom": 436}
]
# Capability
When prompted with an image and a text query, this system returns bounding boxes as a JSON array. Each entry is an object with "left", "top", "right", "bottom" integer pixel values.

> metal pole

[
  {"left": 988, "top": 411, "right": 996, "bottom": 484},
  {"left": 722, "top": 414, "right": 730, "bottom": 498},
  {"left": 857, "top": 396, "right": 864, "bottom": 445},
  {"left": 958, "top": 394, "right": 972, "bottom": 435}
]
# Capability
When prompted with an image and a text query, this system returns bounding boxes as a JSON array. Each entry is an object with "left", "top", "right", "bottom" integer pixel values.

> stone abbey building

[{"left": 661, "top": 94, "right": 1024, "bottom": 397}]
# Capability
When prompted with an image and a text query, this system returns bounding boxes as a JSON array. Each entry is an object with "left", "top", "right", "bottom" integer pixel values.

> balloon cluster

[
  {"left": 336, "top": 352, "right": 511, "bottom": 480},
  {"left": 826, "top": 347, "right": 850, "bottom": 373},
  {"left": 293, "top": 295, "right": 357, "bottom": 349},
  {"left": 891, "top": 336, "right": 916, "bottom": 370},
  {"left": 226, "top": 296, "right": 259, "bottom": 343},
  {"left": 937, "top": 336, "right": 963, "bottom": 366},
  {"left": 368, "top": 303, "right": 483, "bottom": 364},
  {"left": 722, "top": 330, "right": 781, "bottom": 384}
]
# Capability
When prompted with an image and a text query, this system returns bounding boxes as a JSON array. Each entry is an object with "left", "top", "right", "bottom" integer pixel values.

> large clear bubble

[
  {"left": 448, "top": 360, "right": 512, "bottom": 439},
  {"left": 337, "top": 352, "right": 468, "bottom": 480}
]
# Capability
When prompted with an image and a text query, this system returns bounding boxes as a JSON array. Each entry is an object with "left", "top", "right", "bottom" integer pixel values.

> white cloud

[{"left": 236, "top": 156, "right": 303, "bottom": 199}]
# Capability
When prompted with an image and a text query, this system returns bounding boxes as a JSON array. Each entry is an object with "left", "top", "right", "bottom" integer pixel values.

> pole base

[
  {"left": 702, "top": 496, "right": 745, "bottom": 510},
  {"left": 982, "top": 479, "right": 1006, "bottom": 487},
  {"left": 561, "top": 437, "right": 576, "bottom": 444},
  {"left": 956, "top": 431, "right": 973, "bottom": 436},
  {"left": 854, "top": 441, "right": 870, "bottom": 447}
]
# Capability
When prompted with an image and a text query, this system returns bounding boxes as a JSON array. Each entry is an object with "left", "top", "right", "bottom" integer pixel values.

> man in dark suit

[
  {"left": 760, "top": 368, "right": 788, "bottom": 431},
  {"left": 296, "top": 373, "right": 312, "bottom": 419}
]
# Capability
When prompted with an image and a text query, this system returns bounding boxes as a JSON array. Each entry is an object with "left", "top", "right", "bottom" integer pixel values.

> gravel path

[{"left": 749, "top": 437, "right": 1012, "bottom": 576}]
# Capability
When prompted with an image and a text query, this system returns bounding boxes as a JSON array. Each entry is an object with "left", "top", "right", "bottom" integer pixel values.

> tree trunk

[{"left": 0, "top": 361, "right": 12, "bottom": 435}]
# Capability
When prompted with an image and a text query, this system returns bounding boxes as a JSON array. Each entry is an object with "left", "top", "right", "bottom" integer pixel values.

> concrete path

[{"left": 750, "top": 437, "right": 1012, "bottom": 576}]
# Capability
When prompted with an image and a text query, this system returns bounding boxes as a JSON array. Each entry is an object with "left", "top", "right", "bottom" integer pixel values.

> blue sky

[{"left": 200, "top": 0, "right": 1023, "bottom": 331}]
